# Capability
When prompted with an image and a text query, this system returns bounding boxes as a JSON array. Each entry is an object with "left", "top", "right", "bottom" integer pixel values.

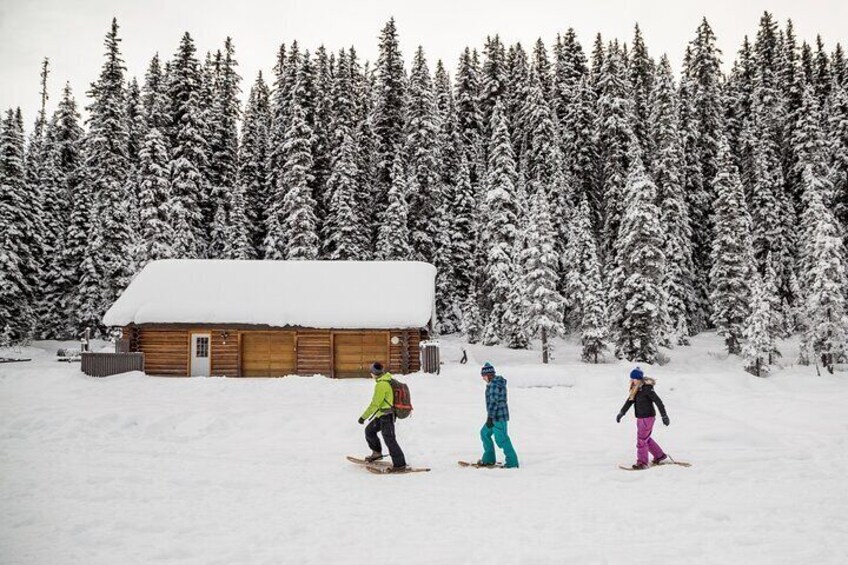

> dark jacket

[
  {"left": 485, "top": 376, "right": 510, "bottom": 422},
  {"left": 619, "top": 382, "right": 667, "bottom": 419}
]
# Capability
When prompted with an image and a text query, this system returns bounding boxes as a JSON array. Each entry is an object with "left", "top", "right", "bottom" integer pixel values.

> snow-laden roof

[{"left": 103, "top": 259, "right": 436, "bottom": 329}]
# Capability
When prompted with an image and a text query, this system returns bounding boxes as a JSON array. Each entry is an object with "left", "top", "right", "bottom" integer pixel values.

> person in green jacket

[{"left": 358, "top": 362, "right": 407, "bottom": 469}]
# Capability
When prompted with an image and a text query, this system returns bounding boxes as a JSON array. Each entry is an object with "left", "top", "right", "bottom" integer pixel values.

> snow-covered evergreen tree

[
  {"left": 454, "top": 47, "right": 483, "bottom": 187},
  {"left": 797, "top": 164, "right": 847, "bottom": 371},
  {"left": 0, "top": 109, "right": 35, "bottom": 340},
  {"left": 448, "top": 152, "right": 478, "bottom": 326},
  {"left": 651, "top": 55, "right": 694, "bottom": 344},
  {"left": 608, "top": 151, "right": 667, "bottom": 363},
  {"left": 376, "top": 152, "right": 412, "bottom": 260},
  {"left": 522, "top": 188, "right": 564, "bottom": 362},
  {"left": 236, "top": 72, "right": 271, "bottom": 257},
  {"left": 224, "top": 181, "right": 252, "bottom": 260},
  {"left": 682, "top": 20, "right": 724, "bottom": 330},
  {"left": 710, "top": 138, "right": 755, "bottom": 355},
  {"left": 79, "top": 18, "right": 133, "bottom": 331},
  {"left": 742, "top": 271, "right": 774, "bottom": 377},
  {"left": 594, "top": 46, "right": 634, "bottom": 260},
  {"left": 629, "top": 24, "right": 655, "bottom": 161},
  {"left": 167, "top": 32, "right": 209, "bottom": 257},
  {"left": 405, "top": 46, "right": 442, "bottom": 264},
  {"left": 480, "top": 101, "right": 519, "bottom": 345},
  {"left": 136, "top": 127, "right": 173, "bottom": 266},
  {"left": 828, "top": 85, "right": 848, "bottom": 237},
  {"left": 52, "top": 84, "right": 86, "bottom": 337},
  {"left": 207, "top": 38, "right": 241, "bottom": 259},
  {"left": 372, "top": 18, "right": 407, "bottom": 209},
  {"left": 480, "top": 36, "right": 508, "bottom": 145},
  {"left": 323, "top": 129, "right": 365, "bottom": 260},
  {"left": 274, "top": 99, "right": 318, "bottom": 260},
  {"left": 142, "top": 53, "right": 169, "bottom": 130}
]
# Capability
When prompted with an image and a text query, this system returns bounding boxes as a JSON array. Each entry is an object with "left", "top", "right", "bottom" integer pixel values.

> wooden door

[
  {"left": 333, "top": 332, "right": 389, "bottom": 378},
  {"left": 241, "top": 332, "right": 296, "bottom": 377}
]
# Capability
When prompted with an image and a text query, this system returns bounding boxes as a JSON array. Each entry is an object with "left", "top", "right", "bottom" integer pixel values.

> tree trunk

[{"left": 541, "top": 327, "right": 548, "bottom": 364}]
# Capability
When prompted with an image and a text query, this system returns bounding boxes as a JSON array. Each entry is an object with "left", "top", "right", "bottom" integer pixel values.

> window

[{"left": 196, "top": 337, "right": 209, "bottom": 358}]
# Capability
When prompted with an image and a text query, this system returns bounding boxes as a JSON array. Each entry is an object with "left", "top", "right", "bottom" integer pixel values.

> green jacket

[{"left": 361, "top": 372, "right": 394, "bottom": 420}]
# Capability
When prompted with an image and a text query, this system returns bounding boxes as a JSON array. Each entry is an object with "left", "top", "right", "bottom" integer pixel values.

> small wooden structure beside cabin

[{"left": 102, "top": 260, "right": 436, "bottom": 378}]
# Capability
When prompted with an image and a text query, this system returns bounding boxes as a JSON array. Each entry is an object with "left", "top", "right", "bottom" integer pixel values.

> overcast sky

[{"left": 1, "top": 0, "right": 846, "bottom": 126}]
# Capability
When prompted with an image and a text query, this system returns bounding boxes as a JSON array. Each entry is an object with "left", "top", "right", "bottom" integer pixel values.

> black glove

[
  {"left": 358, "top": 417, "right": 365, "bottom": 425},
  {"left": 486, "top": 417, "right": 493, "bottom": 429},
  {"left": 616, "top": 412, "right": 624, "bottom": 423},
  {"left": 662, "top": 415, "right": 670, "bottom": 426}
]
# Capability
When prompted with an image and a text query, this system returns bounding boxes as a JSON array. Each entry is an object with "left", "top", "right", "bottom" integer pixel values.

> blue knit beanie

[
  {"left": 481, "top": 362, "right": 496, "bottom": 377},
  {"left": 630, "top": 367, "right": 644, "bottom": 380}
]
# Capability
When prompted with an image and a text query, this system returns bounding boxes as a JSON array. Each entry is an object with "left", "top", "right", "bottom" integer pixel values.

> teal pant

[{"left": 480, "top": 421, "right": 519, "bottom": 468}]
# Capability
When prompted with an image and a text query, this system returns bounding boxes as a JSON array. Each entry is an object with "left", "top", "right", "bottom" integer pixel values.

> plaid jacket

[{"left": 485, "top": 376, "right": 510, "bottom": 422}]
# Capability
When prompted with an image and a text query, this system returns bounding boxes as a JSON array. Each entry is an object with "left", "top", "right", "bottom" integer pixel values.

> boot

[
  {"left": 365, "top": 452, "right": 384, "bottom": 463},
  {"left": 386, "top": 465, "right": 409, "bottom": 473},
  {"left": 476, "top": 459, "right": 496, "bottom": 467},
  {"left": 652, "top": 454, "right": 669, "bottom": 466},
  {"left": 632, "top": 463, "right": 648, "bottom": 470}
]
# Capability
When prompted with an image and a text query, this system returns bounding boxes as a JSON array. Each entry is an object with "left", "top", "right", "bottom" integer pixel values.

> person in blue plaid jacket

[{"left": 479, "top": 362, "right": 519, "bottom": 468}]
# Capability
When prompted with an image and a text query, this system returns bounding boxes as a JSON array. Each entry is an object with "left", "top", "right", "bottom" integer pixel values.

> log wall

[{"left": 127, "top": 324, "right": 424, "bottom": 378}]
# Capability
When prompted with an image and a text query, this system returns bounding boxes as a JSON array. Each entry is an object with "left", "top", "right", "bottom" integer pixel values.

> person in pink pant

[{"left": 616, "top": 367, "right": 670, "bottom": 470}]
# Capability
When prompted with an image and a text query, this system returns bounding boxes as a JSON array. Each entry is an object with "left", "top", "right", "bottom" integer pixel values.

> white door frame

[{"left": 190, "top": 333, "right": 212, "bottom": 376}]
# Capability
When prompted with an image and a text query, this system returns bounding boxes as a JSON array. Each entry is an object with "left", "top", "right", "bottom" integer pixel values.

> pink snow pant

[{"left": 636, "top": 417, "right": 665, "bottom": 466}]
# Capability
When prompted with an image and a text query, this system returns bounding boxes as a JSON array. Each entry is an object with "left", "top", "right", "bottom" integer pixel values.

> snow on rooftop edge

[{"left": 102, "top": 260, "right": 437, "bottom": 329}]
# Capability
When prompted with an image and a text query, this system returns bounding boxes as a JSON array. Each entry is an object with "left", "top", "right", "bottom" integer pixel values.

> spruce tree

[
  {"left": 237, "top": 72, "right": 271, "bottom": 257},
  {"left": 142, "top": 53, "right": 169, "bottom": 130},
  {"left": 710, "top": 138, "right": 755, "bottom": 355},
  {"left": 461, "top": 285, "right": 483, "bottom": 344},
  {"left": 454, "top": 47, "right": 483, "bottom": 187},
  {"left": 208, "top": 38, "right": 241, "bottom": 259},
  {"left": 80, "top": 18, "right": 132, "bottom": 329},
  {"left": 563, "top": 187, "right": 609, "bottom": 363},
  {"left": 267, "top": 43, "right": 291, "bottom": 203},
  {"left": 372, "top": 18, "right": 407, "bottom": 210},
  {"left": 480, "top": 36, "right": 508, "bottom": 144},
  {"left": 683, "top": 19, "right": 724, "bottom": 328},
  {"left": 53, "top": 84, "right": 86, "bottom": 337},
  {"left": 0, "top": 109, "right": 34, "bottom": 340},
  {"left": 609, "top": 152, "right": 667, "bottom": 363},
  {"left": 448, "top": 152, "right": 478, "bottom": 324},
  {"left": 828, "top": 85, "right": 848, "bottom": 237},
  {"left": 276, "top": 100, "right": 318, "bottom": 260},
  {"left": 505, "top": 42, "right": 531, "bottom": 157},
  {"left": 323, "top": 129, "right": 364, "bottom": 260},
  {"left": 376, "top": 152, "right": 412, "bottom": 260},
  {"left": 629, "top": 24, "right": 655, "bottom": 161},
  {"left": 594, "top": 47, "right": 633, "bottom": 260},
  {"left": 522, "top": 188, "right": 564, "bottom": 362},
  {"left": 651, "top": 55, "right": 694, "bottom": 344},
  {"left": 800, "top": 177, "right": 847, "bottom": 373},
  {"left": 480, "top": 101, "right": 519, "bottom": 344},
  {"left": 742, "top": 271, "right": 774, "bottom": 377},
  {"left": 225, "top": 181, "right": 253, "bottom": 260},
  {"left": 405, "top": 46, "right": 442, "bottom": 264},
  {"left": 167, "top": 32, "right": 209, "bottom": 256},
  {"left": 136, "top": 127, "right": 174, "bottom": 266},
  {"left": 311, "top": 45, "right": 334, "bottom": 225},
  {"left": 813, "top": 35, "right": 832, "bottom": 105}
]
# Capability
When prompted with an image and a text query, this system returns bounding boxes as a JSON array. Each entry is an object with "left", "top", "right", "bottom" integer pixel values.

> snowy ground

[{"left": 1, "top": 334, "right": 847, "bottom": 564}]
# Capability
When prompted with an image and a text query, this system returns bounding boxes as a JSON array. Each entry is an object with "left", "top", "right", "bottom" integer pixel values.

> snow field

[{"left": 1, "top": 335, "right": 847, "bottom": 564}]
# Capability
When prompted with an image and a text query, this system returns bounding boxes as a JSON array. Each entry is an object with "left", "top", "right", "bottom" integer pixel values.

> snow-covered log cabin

[{"left": 102, "top": 260, "right": 436, "bottom": 378}]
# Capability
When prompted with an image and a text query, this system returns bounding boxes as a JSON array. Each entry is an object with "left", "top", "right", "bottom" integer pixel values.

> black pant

[{"left": 365, "top": 413, "right": 406, "bottom": 467}]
